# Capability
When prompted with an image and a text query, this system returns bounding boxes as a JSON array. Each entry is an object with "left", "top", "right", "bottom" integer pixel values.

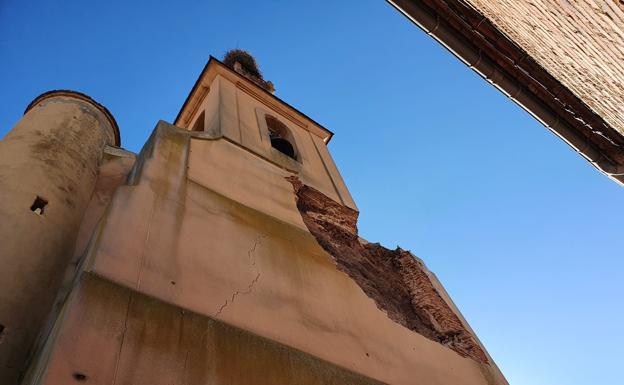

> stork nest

[{"left": 223, "top": 49, "right": 263, "bottom": 79}]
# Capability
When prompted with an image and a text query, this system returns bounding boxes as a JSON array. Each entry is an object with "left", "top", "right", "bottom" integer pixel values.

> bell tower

[
  {"left": 174, "top": 49, "right": 357, "bottom": 225},
  {"left": 10, "top": 51, "right": 507, "bottom": 385}
]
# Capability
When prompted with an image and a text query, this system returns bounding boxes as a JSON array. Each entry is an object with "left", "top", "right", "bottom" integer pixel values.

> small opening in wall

[
  {"left": 30, "top": 196, "right": 48, "bottom": 215},
  {"left": 191, "top": 110, "right": 205, "bottom": 132},
  {"left": 72, "top": 372, "right": 87, "bottom": 382},
  {"left": 0, "top": 324, "right": 5, "bottom": 343}
]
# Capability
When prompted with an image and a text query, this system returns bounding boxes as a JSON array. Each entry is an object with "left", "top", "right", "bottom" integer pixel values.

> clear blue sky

[{"left": 1, "top": 1, "right": 623, "bottom": 384}]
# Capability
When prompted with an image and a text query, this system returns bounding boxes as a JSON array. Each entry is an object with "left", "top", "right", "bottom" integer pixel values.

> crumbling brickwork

[{"left": 287, "top": 176, "right": 489, "bottom": 363}]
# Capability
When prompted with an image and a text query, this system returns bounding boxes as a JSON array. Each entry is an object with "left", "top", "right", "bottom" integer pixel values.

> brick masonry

[{"left": 465, "top": 0, "right": 624, "bottom": 136}]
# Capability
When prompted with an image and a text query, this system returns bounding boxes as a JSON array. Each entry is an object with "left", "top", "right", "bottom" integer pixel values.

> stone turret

[{"left": 0, "top": 90, "right": 119, "bottom": 383}]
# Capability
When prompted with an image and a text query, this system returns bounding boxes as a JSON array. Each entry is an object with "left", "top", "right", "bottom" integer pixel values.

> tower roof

[{"left": 174, "top": 56, "right": 333, "bottom": 143}]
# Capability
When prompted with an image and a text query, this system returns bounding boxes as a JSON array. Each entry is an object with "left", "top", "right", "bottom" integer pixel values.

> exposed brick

[{"left": 464, "top": 0, "right": 624, "bottom": 137}]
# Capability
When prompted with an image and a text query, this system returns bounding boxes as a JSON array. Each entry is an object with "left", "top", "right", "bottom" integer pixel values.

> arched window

[
  {"left": 191, "top": 110, "right": 205, "bottom": 132},
  {"left": 266, "top": 115, "right": 297, "bottom": 160}
]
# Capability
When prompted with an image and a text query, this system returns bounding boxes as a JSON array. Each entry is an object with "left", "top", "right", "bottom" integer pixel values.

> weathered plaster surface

[
  {"left": 0, "top": 95, "right": 117, "bottom": 384},
  {"left": 80, "top": 121, "right": 505, "bottom": 385},
  {"left": 40, "top": 273, "right": 384, "bottom": 385}
]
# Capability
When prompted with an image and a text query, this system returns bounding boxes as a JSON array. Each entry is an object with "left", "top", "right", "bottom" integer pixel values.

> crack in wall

[
  {"left": 112, "top": 293, "right": 133, "bottom": 385},
  {"left": 286, "top": 176, "right": 489, "bottom": 364},
  {"left": 214, "top": 234, "right": 265, "bottom": 317}
]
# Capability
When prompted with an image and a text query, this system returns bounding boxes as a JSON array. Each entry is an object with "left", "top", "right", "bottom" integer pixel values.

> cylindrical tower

[{"left": 0, "top": 91, "right": 120, "bottom": 384}]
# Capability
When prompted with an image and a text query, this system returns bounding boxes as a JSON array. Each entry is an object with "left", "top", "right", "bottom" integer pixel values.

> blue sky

[{"left": 2, "top": 1, "right": 623, "bottom": 384}]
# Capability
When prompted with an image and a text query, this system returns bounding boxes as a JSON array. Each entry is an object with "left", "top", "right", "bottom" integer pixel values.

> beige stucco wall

[
  {"left": 0, "top": 94, "right": 118, "bottom": 384},
  {"left": 34, "top": 121, "right": 507, "bottom": 385},
  {"left": 37, "top": 273, "right": 385, "bottom": 385}
]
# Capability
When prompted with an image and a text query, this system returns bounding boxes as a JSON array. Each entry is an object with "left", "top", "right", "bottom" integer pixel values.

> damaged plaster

[{"left": 287, "top": 176, "right": 489, "bottom": 364}]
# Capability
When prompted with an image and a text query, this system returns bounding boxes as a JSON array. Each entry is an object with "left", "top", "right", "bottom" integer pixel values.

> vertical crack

[
  {"left": 182, "top": 349, "right": 190, "bottom": 385},
  {"left": 137, "top": 194, "right": 158, "bottom": 290},
  {"left": 112, "top": 292, "right": 133, "bottom": 385}
]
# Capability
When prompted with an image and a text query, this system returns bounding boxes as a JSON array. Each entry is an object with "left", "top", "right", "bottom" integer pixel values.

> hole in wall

[
  {"left": 30, "top": 196, "right": 48, "bottom": 215},
  {"left": 0, "top": 324, "right": 5, "bottom": 344},
  {"left": 72, "top": 372, "right": 87, "bottom": 382}
]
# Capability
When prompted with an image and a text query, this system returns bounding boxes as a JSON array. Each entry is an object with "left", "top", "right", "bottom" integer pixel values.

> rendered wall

[
  {"left": 0, "top": 93, "right": 118, "bottom": 384},
  {"left": 27, "top": 121, "right": 507, "bottom": 385},
  {"left": 37, "top": 273, "right": 384, "bottom": 385}
]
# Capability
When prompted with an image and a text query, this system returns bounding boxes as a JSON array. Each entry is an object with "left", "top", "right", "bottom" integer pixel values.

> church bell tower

[{"left": 2, "top": 50, "right": 508, "bottom": 385}]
